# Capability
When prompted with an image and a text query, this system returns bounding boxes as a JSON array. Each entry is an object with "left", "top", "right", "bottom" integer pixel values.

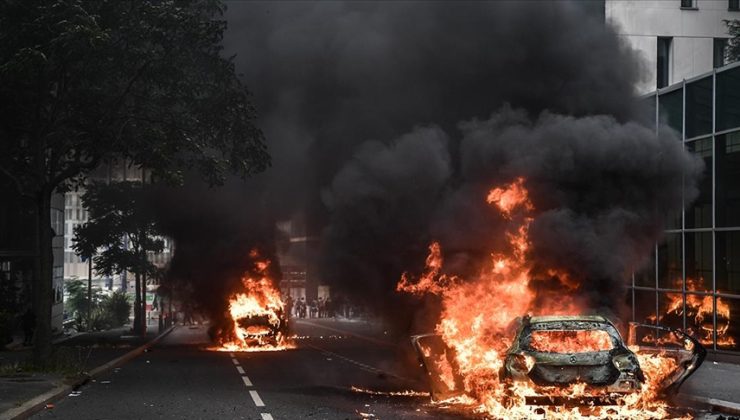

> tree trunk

[
  {"left": 32, "top": 190, "right": 53, "bottom": 366},
  {"left": 133, "top": 271, "right": 142, "bottom": 335},
  {"left": 87, "top": 257, "right": 92, "bottom": 331},
  {"left": 141, "top": 269, "right": 147, "bottom": 334}
]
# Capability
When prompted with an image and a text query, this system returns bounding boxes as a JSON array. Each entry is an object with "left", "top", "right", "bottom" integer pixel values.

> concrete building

[
  {"left": 277, "top": 214, "right": 327, "bottom": 302},
  {"left": 607, "top": 0, "right": 740, "bottom": 93}
]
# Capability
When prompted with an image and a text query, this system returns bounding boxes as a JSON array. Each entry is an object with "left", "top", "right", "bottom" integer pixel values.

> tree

[
  {"left": 65, "top": 280, "right": 131, "bottom": 330},
  {"left": 73, "top": 181, "right": 164, "bottom": 335},
  {"left": 726, "top": 19, "right": 740, "bottom": 64},
  {"left": 0, "top": 0, "right": 269, "bottom": 364}
]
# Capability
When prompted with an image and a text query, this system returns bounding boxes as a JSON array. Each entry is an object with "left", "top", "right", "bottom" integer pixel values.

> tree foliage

[
  {"left": 73, "top": 181, "right": 164, "bottom": 278},
  {"left": 726, "top": 19, "right": 740, "bottom": 64},
  {"left": 0, "top": 0, "right": 269, "bottom": 361},
  {"left": 0, "top": 0, "right": 269, "bottom": 193}
]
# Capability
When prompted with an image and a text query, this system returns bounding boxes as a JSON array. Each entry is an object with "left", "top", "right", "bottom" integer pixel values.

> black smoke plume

[{"left": 148, "top": 1, "right": 702, "bottom": 331}]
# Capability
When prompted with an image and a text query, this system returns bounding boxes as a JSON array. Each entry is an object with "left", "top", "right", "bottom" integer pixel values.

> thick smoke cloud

[{"left": 150, "top": 1, "right": 701, "bottom": 328}]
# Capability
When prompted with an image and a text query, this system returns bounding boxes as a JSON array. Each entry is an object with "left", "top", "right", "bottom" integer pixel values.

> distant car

[
  {"left": 235, "top": 311, "right": 288, "bottom": 346},
  {"left": 412, "top": 315, "right": 705, "bottom": 406}
]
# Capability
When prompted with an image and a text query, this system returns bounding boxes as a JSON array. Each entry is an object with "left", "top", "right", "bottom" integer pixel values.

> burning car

[
  {"left": 502, "top": 315, "right": 643, "bottom": 400},
  {"left": 412, "top": 315, "right": 705, "bottom": 407},
  {"left": 232, "top": 310, "right": 288, "bottom": 347}
]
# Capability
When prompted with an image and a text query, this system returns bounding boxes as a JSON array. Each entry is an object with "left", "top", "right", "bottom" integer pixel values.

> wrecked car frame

[{"left": 411, "top": 315, "right": 705, "bottom": 406}]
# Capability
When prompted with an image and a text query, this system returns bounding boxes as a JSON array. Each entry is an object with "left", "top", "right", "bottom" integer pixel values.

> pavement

[
  {"left": 677, "top": 360, "right": 740, "bottom": 415},
  {"left": 0, "top": 319, "right": 163, "bottom": 418},
  {"left": 0, "top": 317, "right": 736, "bottom": 419}
]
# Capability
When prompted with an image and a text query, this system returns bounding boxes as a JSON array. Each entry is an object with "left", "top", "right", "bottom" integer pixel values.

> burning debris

[
  {"left": 210, "top": 250, "right": 293, "bottom": 352},
  {"left": 399, "top": 179, "right": 705, "bottom": 418}
]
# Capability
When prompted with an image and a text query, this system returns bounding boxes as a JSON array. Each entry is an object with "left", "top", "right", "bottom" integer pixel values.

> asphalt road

[
  {"left": 31, "top": 319, "right": 466, "bottom": 420},
  {"left": 29, "top": 318, "right": 730, "bottom": 420}
]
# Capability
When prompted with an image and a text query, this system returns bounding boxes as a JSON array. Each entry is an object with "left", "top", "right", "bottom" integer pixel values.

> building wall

[
  {"left": 63, "top": 162, "right": 173, "bottom": 297},
  {"left": 607, "top": 0, "right": 739, "bottom": 92},
  {"left": 632, "top": 61, "right": 740, "bottom": 353}
]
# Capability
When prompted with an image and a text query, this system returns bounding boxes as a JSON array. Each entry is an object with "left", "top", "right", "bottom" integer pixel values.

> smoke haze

[{"left": 151, "top": 1, "right": 702, "bottom": 328}]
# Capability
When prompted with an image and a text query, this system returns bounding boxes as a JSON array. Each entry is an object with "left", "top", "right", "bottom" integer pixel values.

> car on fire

[
  {"left": 235, "top": 310, "right": 288, "bottom": 346},
  {"left": 412, "top": 315, "right": 705, "bottom": 406}
]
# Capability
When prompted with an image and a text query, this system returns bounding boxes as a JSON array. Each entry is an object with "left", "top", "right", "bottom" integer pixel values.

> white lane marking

[
  {"left": 232, "top": 358, "right": 240, "bottom": 366},
  {"left": 261, "top": 414, "right": 274, "bottom": 420},
  {"left": 236, "top": 365, "right": 245, "bottom": 375},
  {"left": 229, "top": 352, "right": 234, "bottom": 357},
  {"left": 241, "top": 375, "right": 253, "bottom": 387},
  {"left": 249, "top": 390, "right": 265, "bottom": 407}
]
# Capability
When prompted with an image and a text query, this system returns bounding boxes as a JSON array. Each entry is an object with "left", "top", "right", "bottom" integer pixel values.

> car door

[
  {"left": 626, "top": 322, "right": 706, "bottom": 395},
  {"left": 410, "top": 334, "right": 465, "bottom": 401}
]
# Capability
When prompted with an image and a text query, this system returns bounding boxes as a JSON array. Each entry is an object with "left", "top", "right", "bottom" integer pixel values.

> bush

[
  {"left": 65, "top": 281, "right": 130, "bottom": 331},
  {"left": 102, "top": 290, "right": 131, "bottom": 327}
]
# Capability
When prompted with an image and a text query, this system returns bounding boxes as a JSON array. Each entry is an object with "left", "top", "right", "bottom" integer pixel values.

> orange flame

[
  {"left": 658, "top": 277, "right": 735, "bottom": 348},
  {"left": 213, "top": 251, "right": 294, "bottom": 352},
  {"left": 398, "top": 178, "right": 689, "bottom": 418}
]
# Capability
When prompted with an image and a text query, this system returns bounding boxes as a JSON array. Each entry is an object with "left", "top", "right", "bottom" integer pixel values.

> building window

[
  {"left": 716, "top": 66, "right": 740, "bottom": 132},
  {"left": 716, "top": 131, "right": 740, "bottom": 227},
  {"left": 658, "top": 88, "right": 682, "bottom": 134},
  {"left": 730, "top": 0, "right": 739, "bottom": 11},
  {"left": 686, "top": 77, "right": 713, "bottom": 138},
  {"left": 717, "top": 231, "right": 740, "bottom": 295},
  {"left": 715, "top": 38, "right": 728, "bottom": 68},
  {"left": 657, "top": 37, "right": 672, "bottom": 89},
  {"left": 686, "top": 138, "right": 713, "bottom": 228},
  {"left": 681, "top": 0, "right": 696, "bottom": 8},
  {"left": 658, "top": 233, "right": 682, "bottom": 290},
  {"left": 685, "top": 232, "right": 713, "bottom": 288}
]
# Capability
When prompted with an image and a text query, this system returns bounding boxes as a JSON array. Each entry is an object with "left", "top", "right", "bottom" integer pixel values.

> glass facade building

[{"left": 631, "top": 61, "right": 740, "bottom": 353}]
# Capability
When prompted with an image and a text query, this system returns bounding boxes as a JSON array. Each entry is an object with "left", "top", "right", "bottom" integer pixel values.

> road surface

[
  {"left": 31, "top": 319, "right": 465, "bottom": 419},
  {"left": 31, "top": 318, "right": 726, "bottom": 419}
]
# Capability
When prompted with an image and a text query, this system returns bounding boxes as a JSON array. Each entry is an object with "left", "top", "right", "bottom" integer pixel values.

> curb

[
  {"left": 0, "top": 325, "right": 176, "bottom": 420},
  {"left": 678, "top": 394, "right": 740, "bottom": 416}
]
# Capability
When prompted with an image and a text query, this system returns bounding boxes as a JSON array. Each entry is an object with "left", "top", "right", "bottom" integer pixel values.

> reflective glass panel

[
  {"left": 717, "top": 230, "right": 740, "bottom": 295},
  {"left": 658, "top": 292, "right": 684, "bottom": 330},
  {"left": 634, "top": 289, "right": 657, "bottom": 324},
  {"left": 635, "top": 248, "right": 656, "bottom": 287},
  {"left": 686, "top": 138, "right": 712, "bottom": 228},
  {"left": 716, "top": 296, "right": 739, "bottom": 350},
  {"left": 716, "top": 131, "right": 740, "bottom": 227},
  {"left": 716, "top": 66, "right": 740, "bottom": 132},
  {"left": 659, "top": 88, "right": 683, "bottom": 136},
  {"left": 658, "top": 233, "right": 682, "bottom": 290},
  {"left": 685, "top": 77, "right": 713, "bottom": 138},
  {"left": 685, "top": 232, "right": 712, "bottom": 291}
]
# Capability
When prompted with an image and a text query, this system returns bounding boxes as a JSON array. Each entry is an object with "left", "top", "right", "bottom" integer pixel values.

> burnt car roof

[{"left": 528, "top": 315, "right": 610, "bottom": 324}]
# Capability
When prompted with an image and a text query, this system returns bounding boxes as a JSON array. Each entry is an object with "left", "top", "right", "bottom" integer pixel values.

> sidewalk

[
  {"left": 0, "top": 319, "right": 165, "bottom": 417},
  {"left": 677, "top": 359, "right": 740, "bottom": 414}
]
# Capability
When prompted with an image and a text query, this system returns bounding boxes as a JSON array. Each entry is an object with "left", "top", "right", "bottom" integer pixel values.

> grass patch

[{"left": 0, "top": 346, "right": 94, "bottom": 378}]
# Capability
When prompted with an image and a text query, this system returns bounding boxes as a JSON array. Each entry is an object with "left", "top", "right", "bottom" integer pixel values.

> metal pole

[{"left": 87, "top": 255, "right": 92, "bottom": 331}]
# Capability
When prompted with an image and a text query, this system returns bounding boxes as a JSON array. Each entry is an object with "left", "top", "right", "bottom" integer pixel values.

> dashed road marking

[
  {"left": 261, "top": 414, "right": 274, "bottom": 420},
  {"left": 241, "top": 375, "right": 253, "bottom": 387},
  {"left": 236, "top": 365, "right": 245, "bottom": 375},
  {"left": 229, "top": 352, "right": 234, "bottom": 357},
  {"left": 232, "top": 358, "right": 240, "bottom": 366},
  {"left": 250, "top": 390, "right": 265, "bottom": 407}
]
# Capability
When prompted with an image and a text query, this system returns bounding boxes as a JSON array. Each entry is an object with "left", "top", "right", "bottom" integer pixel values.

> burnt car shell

[
  {"left": 411, "top": 315, "right": 705, "bottom": 405},
  {"left": 502, "top": 315, "right": 644, "bottom": 396},
  {"left": 237, "top": 310, "right": 287, "bottom": 346}
]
